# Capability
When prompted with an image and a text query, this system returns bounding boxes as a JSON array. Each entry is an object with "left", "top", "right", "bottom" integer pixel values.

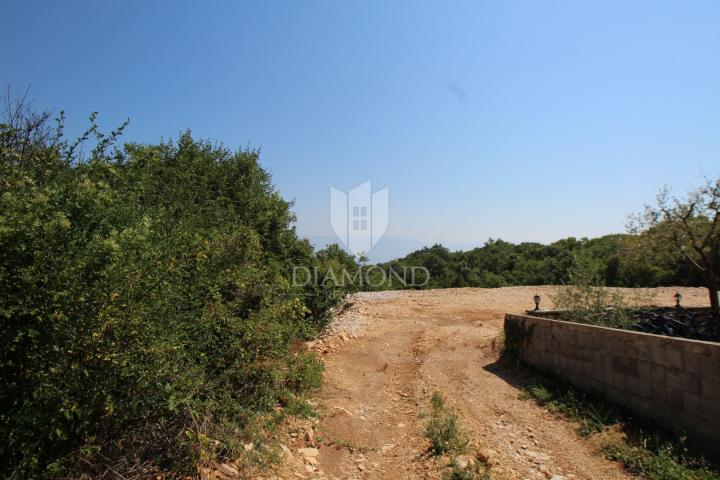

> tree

[{"left": 631, "top": 178, "right": 720, "bottom": 313}]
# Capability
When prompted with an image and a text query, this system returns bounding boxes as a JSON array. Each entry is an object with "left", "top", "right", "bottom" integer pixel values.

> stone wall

[{"left": 504, "top": 313, "right": 720, "bottom": 460}]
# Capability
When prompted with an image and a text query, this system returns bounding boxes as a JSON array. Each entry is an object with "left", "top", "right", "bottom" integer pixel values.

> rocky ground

[{"left": 219, "top": 286, "right": 710, "bottom": 480}]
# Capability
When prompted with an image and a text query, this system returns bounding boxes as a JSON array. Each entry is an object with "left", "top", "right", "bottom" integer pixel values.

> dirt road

[{"left": 277, "top": 286, "right": 709, "bottom": 480}]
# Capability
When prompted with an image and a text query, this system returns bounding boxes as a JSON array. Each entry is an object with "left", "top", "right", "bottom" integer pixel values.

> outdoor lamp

[
  {"left": 674, "top": 292, "right": 682, "bottom": 308},
  {"left": 533, "top": 294, "right": 541, "bottom": 311}
]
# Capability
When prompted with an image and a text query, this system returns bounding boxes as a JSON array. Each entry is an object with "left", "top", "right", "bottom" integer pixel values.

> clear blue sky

[{"left": 4, "top": 1, "right": 720, "bottom": 261}]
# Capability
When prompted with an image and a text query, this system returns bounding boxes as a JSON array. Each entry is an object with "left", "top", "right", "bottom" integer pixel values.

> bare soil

[{"left": 273, "top": 286, "right": 710, "bottom": 480}]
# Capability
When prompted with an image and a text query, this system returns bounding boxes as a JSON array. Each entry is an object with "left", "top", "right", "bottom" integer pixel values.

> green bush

[
  {"left": 550, "top": 252, "right": 639, "bottom": 328},
  {"left": 0, "top": 105, "right": 343, "bottom": 478}
]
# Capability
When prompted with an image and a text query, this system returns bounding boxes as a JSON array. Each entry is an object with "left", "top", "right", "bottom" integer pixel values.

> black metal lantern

[
  {"left": 674, "top": 291, "right": 682, "bottom": 308},
  {"left": 533, "top": 293, "right": 541, "bottom": 311}
]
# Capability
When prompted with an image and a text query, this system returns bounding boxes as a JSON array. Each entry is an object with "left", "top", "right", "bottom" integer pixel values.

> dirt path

[{"left": 277, "top": 286, "right": 709, "bottom": 480}]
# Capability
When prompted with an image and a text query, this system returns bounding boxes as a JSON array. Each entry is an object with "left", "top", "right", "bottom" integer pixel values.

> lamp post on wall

[{"left": 533, "top": 294, "right": 541, "bottom": 311}]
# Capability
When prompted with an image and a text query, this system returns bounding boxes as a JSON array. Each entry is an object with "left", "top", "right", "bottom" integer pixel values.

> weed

[
  {"left": 283, "top": 396, "right": 318, "bottom": 419},
  {"left": 445, "top": 460, "right": 490, "bottom": 480},
  {"left": 425, "top": 392, "right": 468, "bottom": 456},
  {"left": 604, "top": 442, "right": 718, "bottom": 480},
  {"left": 521, "top": 371, "right": 720, "bottom": 480},
  {"left": 444, "top": 456, "right": 492, "bottom": 480}
]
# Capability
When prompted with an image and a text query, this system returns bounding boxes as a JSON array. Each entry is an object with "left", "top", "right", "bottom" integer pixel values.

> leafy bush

[
  {"left": 0, "top": 101, "right": 344, "bottom": 478},
  {"left": 550, "top": 253, "right": 640, "bottom": 328},
  {"left": 548, "top": 252, "right": 663, "bottom": 329}
]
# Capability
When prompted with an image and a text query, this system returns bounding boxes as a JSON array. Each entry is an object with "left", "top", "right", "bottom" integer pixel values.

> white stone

[
  {"left": 218, "top": 463, "right": 239, "bottom": 477},
  {"left": 455, "top": 455, "right": 474, "bottom": 469},
  {"left": 298, "top": 447, "right": 320, "bottom": 458},
  {"left": 280, "top": 443, "right": 293, "bottom": 458}
]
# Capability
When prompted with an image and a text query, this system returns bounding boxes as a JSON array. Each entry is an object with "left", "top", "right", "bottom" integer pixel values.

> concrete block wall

[{"left": 505, "top": 313, "right": 720, "bottom": 460}]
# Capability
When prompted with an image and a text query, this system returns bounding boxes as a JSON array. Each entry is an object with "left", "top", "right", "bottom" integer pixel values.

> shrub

[
  {"left": 0, "top": 101, "right": 343, "bottom": 478},
  {"left": 551, "top": 253, "right": 647, "bottom": 328}
]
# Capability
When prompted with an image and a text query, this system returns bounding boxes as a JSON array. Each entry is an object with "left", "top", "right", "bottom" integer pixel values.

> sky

[{"left": 3, "top": 0, "right": 720, "bottom": 262}]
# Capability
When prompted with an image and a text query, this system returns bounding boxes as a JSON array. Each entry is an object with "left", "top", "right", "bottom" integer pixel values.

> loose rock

[
  {"left": 218, "top": 463, "right": 239, "bottom": 477},
  {"left": 298, "top": 447, "right": 319, "bottom": 458}
]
